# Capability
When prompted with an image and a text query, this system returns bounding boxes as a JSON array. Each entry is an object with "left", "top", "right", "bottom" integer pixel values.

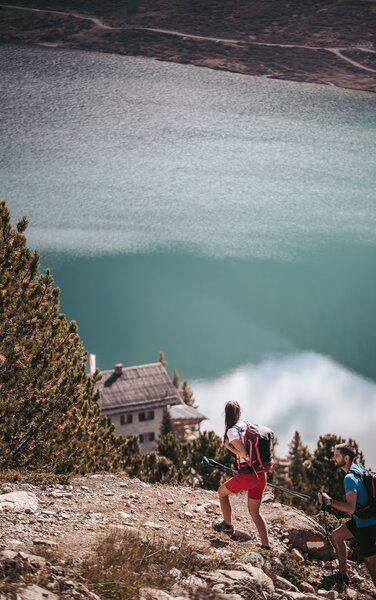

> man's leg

[
  {"left": 218, "top": 483, "right": 233, "bottom": 525},
  {"left": 364, "top": 555, "right": 376, "bottom": 587},
  {"left": 358, "top": 524, "right": 376, "bottom": 588},
  {"left": 248, "top": 497, "right": 269, "bottom": 547},
  {"left": 331, "top": 523, "right": 354, "bottom": 577}
]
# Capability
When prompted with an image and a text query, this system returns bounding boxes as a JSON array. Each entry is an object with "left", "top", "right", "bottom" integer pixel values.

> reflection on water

[{"left": 194, "top": 352, "right": 376, "bottom": 466}]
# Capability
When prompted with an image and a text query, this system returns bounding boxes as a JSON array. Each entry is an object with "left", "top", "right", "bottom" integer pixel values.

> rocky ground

[
  {"left": 0, "top": 0, "right": 375, "bottom": 93},
  {"left": 0, "top": 473, "right": 375, "bottom": 599}
]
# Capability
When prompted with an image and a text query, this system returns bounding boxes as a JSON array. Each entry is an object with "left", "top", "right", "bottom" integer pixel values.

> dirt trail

[{"left": 1, "top": 3, "right": 375, "bottom": 74}]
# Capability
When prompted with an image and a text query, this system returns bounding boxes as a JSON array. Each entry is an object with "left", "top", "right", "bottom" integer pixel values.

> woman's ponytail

[{"left": 224, "top": 400, "right": 241, "bottom": 443}]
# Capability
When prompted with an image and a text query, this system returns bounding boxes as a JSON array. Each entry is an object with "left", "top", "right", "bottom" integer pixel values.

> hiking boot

[
  {"left": 322, "top": 571, "right": 350, "bottom": 587},
  {"left": 212, "top": 519, "right": 234, "bottom": 535}
]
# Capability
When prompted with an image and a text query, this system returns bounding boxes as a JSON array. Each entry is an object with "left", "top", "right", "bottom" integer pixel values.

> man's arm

[
  {"left": 318, "top": 490, "right": 357, "bottom": 515},
  {"left": 331, "top": 491, "right": 357, "bottom": 515}
]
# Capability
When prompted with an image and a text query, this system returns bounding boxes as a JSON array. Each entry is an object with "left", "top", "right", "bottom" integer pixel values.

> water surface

[{"left": 1, "top": 45, "right": 375, "bottom": 460}]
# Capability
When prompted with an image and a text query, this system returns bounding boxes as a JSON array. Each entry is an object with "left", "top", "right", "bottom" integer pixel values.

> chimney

[{"left": 114, "top": 363, "right": 123, "bottom": 376}]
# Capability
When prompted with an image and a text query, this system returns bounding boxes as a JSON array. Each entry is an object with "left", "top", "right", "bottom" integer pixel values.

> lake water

[{"left": 1, "top": 45, "right": 376, "bottom": 462}]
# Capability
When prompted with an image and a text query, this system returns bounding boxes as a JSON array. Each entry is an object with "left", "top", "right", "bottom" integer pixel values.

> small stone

[
  {"left": 165, "top": 499, "right": 174, "bottom": 505},
  {"left": 276, "top": 576, "right": 299, "bottom": 591},
  {"left": 181, "top": 574, "right": 206, "bottom": 587},
  {"left": 299, "top": 582, "right": 316, "bottom": 593},
  {"left": 118, "top": 511, "right": 132, "bottom": 520},
  {"left": 1, "top": 550, "right": 18, "bottom": 560},
  {"left": 291, "top": 547, "right": 305, "bottom": 562},
  {"left": 33, "top": 539, "right": 58, "bottom": 548},
  {"left": 326, "top": 591, "right": 339, "bottom": 600},
  {"left": 169, "top": 568, "right": 182, "bottom": 579},
  {"left": 145, "top": 521, "right": 161, "bottom": 529}
]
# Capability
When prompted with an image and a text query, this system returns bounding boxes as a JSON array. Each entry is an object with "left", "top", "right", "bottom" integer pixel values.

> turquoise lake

[{"left": 1, "top": 45, "right": 376, "bottom": 461}]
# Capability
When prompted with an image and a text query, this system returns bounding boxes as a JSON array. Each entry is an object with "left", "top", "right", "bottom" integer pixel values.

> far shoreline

[
  {"left": 2, "top": 38, "right": 376, "bottom": 98},
  {"left": 0, "top": 1, "right": 375, "bottom": 95}
]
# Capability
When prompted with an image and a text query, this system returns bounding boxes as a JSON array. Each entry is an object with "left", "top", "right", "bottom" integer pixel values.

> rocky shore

[{"left": 1, "top": 473, "right": 375, "bottom": 599}]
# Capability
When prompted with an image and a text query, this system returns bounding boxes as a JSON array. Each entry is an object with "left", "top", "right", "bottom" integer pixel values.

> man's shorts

[
  {"left": 345, "top": 518, "right": 376, "bottom": 557},
  {"left": 225, "top": 471, "right": 267, "bottom": 500}
]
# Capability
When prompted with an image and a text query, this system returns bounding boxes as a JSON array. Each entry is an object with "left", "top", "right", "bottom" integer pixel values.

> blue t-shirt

[{"left": 344, "top": 464, "right": 376, "bottom": 528}]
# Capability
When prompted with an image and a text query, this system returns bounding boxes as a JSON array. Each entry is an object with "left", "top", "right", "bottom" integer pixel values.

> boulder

[
  {"left": 0, "top": 491, "right": 38, "bottom": 513},
  {"left": 269, "top": 506, "right": 332, "bottom": 560}
]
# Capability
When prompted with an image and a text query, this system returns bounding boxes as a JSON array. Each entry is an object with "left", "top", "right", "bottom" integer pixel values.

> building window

[
  {"left": 139, "top": 433, "right": 144, "bottom": 443},
  {"left": 121, "top": 414, "right": 133, "bottom": 425},
  {"left": 139, "top": 411, "right": 154, "bottom": 422},
  {"left": 148, "top": 432, "right": 155, "bottom": 442}
]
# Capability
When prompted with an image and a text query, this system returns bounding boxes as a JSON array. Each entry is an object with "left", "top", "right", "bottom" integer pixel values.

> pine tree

[
  {"left": 158, "top": 350, "right": 168, "bottom": 369},
  {"left": 160, "top": 406, "right": 174, "bottom": 437},
  {"left": 180, "top": 380, "right": 197, "bottom": 408},
  {"left": 157, "top": 431, "right": 184, "bottom": 475},
  {"left": 172, "top": 368, "right": 180, "bottom": 389},
  {"left": 0, "top": 201, "right": 125, "bottom": 473},
  {"left": 188, "top": 430, "right": 233, "bottom": 490},
  {"left": 120, "top": 435, "right": 143, "bottom": 477},
  {"left": 287, "top": 431, "right": 311, "bottom": 507},
  {"left": 140, "top": 452, "right": 178, "bottom": 484}
]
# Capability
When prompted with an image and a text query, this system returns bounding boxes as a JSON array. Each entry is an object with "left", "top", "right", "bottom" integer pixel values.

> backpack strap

[
  {"left": 233, "top": 422, "right": 253, "bottom": 473},
  {"left": 348, "top": 468, "right": 369, "bottom": 511}
]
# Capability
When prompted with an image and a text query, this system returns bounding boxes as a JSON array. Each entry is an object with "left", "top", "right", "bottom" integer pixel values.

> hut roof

[
  {"left": 169, "top": 404, "right": 206, "bottom": 422},
  {"left": 98, "top": 362, "right": 182, "bottom": 415}
]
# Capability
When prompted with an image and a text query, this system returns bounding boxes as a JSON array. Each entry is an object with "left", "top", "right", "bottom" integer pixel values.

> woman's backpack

[{"left": 236, "top": 422, "right": 274, "bottom": 473}]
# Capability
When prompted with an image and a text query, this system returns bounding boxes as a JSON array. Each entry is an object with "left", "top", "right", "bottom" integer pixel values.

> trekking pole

[
  {"left": 202, "top": 456, "right": 236, "bottom": 475},
  {"left": 202, "top": 457, "right": 312, "bottom": 501},
  {"left": 267, "top": 482, "right": 312, "bottom": 501},
  {"left": 320, "top": 496, "right": 334, "bottom": 576}
]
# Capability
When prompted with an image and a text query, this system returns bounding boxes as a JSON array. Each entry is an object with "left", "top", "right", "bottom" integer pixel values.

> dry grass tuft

[
  {"left": 0, "top": 469, "right": 71, "bottom": 487},
  {"left": 81, "top": 527, "right": 222, "bottom": 599}
]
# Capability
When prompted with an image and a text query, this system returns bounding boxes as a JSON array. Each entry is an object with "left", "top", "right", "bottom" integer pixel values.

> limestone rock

[
  {"left": 242, "top": 550, "right": 264, "bottom": 568},
  {"left": 181, "top": 574, "right": 206, "bottom": 587},
  {"left": 231, "top": 528, "right": 253, "bottom": 541},
  {"left": 17, "top": 584, "right": 59, "bottom": 599},
  {"left": 139, "top": 589, "right": 174, "bottom": 599},
  {"left": 291, "top": 548, "right": 305, "bottom": 563},
  {"left": 276, "top": 575, "right": 300, "bottom": 591},
  {"left": 240, "top": 563, "right": 275, "bottom": 593},
  {"left": 0, "top": 491, "right": 38, "bottom": 513},
  {"left": 299, "top": 582, "right": 316, "bottom": 594}
]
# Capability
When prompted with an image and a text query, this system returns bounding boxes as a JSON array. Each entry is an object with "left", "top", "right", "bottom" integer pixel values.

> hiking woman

[{"left": 212, "top": 400, "right": 270, "bottom": 549}]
